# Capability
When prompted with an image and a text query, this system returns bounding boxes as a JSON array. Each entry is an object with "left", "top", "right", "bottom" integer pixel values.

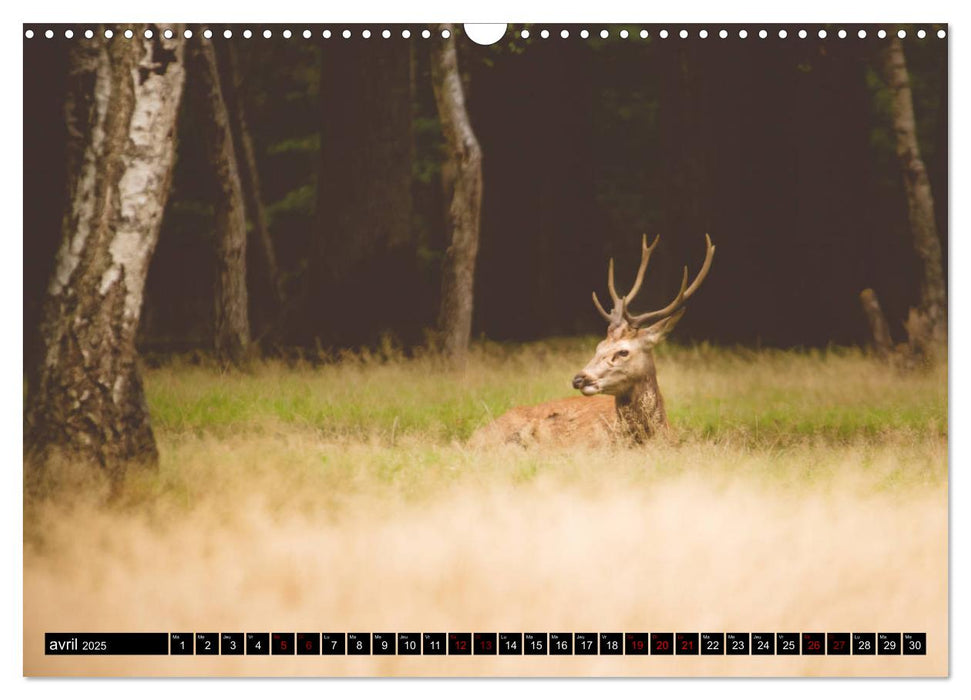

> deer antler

[
  {"left": 592, "top": 234, "right": 660, "bottom": 325},
  {"left": 624, "top": 234, "right": 715, "bottom": 328},
  {"left": 592, "top": 234, "right": 715, "bottom": 329}
]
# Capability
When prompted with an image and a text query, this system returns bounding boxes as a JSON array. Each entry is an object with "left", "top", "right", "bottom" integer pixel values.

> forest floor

[{"left": 24, "top": 340, "right": 948, "bottom": 676}]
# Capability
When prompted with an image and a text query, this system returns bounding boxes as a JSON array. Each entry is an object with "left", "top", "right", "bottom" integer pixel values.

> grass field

[{"left": 24, "top": 340, "right": 948, "bottom": 676}]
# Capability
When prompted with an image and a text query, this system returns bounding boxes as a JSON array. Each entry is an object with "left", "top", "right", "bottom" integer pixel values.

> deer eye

[{"left": 614, "top": 349, "right": 630, "bottom": 361}]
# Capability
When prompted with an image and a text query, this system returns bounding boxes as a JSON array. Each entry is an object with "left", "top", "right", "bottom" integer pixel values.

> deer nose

[{"left": 572, "top": 373, "right": 589, "bottom": 390}]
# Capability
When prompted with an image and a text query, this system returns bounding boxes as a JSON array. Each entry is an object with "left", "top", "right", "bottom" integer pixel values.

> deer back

[{"left": 470, "top": 395, "right": 616, "bottom": 448}]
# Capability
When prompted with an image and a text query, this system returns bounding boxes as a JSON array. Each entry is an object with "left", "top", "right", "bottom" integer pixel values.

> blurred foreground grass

[
  {"left": 25, "top": 340, "right": 948, "bottom": 677},
  {"left": 119, "top": 339, "right": 948, "bottom": 508}
]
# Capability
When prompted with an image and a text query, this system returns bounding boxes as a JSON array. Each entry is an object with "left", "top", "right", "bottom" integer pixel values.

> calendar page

[{"left": 22, "top": 21, "right": 948, "bottom": 678}]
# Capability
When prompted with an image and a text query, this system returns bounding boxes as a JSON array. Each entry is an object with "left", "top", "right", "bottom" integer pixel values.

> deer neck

[{"left": 613, "top": 361, "right": 667, "bottom": 441}]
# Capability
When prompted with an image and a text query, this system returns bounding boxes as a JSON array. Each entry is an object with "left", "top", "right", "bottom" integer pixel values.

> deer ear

[{"left": 636, "top": 309, "right": 687, "bottom": 347}]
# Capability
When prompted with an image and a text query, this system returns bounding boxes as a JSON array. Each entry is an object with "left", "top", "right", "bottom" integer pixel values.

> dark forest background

[{"left": 24, "top": 25, "right": 948, "bottom": 356}]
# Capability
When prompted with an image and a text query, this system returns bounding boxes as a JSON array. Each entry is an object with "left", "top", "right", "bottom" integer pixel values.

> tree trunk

[
  {"left": 24, "top": 25, "right": 185, "bottom": 479},
  {"left": 859, "top": 288, "right": 894, "bottom": 359},
  {"left": 216, "top": 42, "right": 284, "bottom": 307},
  {"left": 190, "top": 37, "right": 251, "bottom": 366},
  {"left": 881, "top": 37, "right": 947, "bottom": 351},
  {"left": 430, "top": 25, "right": 483, "bottom": 361}
]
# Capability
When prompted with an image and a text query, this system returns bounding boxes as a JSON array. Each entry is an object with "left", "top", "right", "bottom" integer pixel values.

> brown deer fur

[{"left": 471, "top": 236, "right": 714, "bottom": 447}]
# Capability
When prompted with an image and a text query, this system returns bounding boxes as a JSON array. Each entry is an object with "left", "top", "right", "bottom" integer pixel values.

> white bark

[
  {"left": 51, "top": 56, "right": 111, "bottom": 297},
  {"left": 26, "top": 25, "right": 186, "bottom": 474},
  {"left": 112, "top": 31, "right": 185, "bottom": 322}
]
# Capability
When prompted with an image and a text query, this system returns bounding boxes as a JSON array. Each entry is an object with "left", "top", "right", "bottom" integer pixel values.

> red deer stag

[{"left": 472, "top": 235, "right": 715, "bottom": 446}]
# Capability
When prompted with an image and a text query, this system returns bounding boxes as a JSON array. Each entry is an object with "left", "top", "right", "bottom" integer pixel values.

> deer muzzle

[{"left": 572, "top": 373, "right": 600, "bottom": 396}]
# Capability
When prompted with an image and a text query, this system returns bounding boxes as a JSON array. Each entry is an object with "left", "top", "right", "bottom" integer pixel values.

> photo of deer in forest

[{"left": 23, "top": 23, "right": 947, "bottom": 677}]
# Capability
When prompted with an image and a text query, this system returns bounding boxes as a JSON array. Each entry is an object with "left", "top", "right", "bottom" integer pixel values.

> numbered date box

[
  {"left": 321, "top": 633, "right": 345, "bottom": 655},
  {"left": 474, "top": 633, "right": 497, "bottom": 655},
  {"left": 170, "top": 632, "right": 193, "bottom": 655},
  {"left": 296, "top": 633, "right": 319, "bottom": 655},
  {"left": 676, "top": 633, "right": 699, "bottom": 655},
  {"left": 878, "top": 633, "right": 901, "bottom": 655},
  {"left": 852, "top": 633, "right": 875, "bottom": 655},
  {"left": 524, "top": 633, "right": 548, "bottom": 655},
  {"left": 600, "top": 633, "right": 623, "bottom": 655},
  {"left": 802, "top": 632, "right": 825, "bottom": 656},
  {"left": 372, "top": 633, "right": 395, "bottom": 655},
  {"left": 347, "top": 632, "right": 371, "bottom": 655},
  {"left": 196, "top": 633, "right": 218, "bottom": 656},
  {"left": 422, "top": 633, "right": 446, "bottom": 655},
  {"left": 827, "top": 633, "right": 850, "bottom": 655},
  {"left": 751, "top": 633, "right": 774, "bottom": 655},
  {"left": 499, "top": 633, "right": 522, "bottom": 655},
  {"left": 220, "top": 633, "right": 243, "bottom": 655},
  {"left": 448, "top": 633, "right": 471, "bottom": 655},
  {"left": 397, "top": 633, "right": 421, "bottom": 655},
  {"left": 903, "top": 633, "right": 925, "bottom": 655},
  {"left": 625, "top": 633, "right": 650, "bottom": 655},
  {"left": 575, "top": 633, "right": 598, "bottom": 655},
  {"left": 271, "top": 633, "right": 294, "bottom": 655},
  {"left": 700, "top": 633, "right": 723, "bottom": 655},
  {"left": 549, "top": 633, "right": 572, "bottom": 655},
  {"left": 726, "top": 633, "right": 749, "bottom": 655},
  {"left": 246, "top": 633, "right": 268, "bottom": 655},
  {"left": 651, "top": 633, "right": 674, "bottom": 655},
  {"left": 777, "top": 633, "right": 799, "bottom": 655}
]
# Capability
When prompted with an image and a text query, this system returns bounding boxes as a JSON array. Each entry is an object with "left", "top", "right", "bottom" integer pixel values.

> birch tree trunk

[
  {"left": 191, "top": 37, "right": 251, "bottom": 366},
  {"left": 430, "top": 25, "right": 483, "bottom": 361},
  {"left": 24, "top": 25, "right": 185, "bottom": 478},
  {"left": 881, "top": 37, "right": 947, "bottom": 350},
  {"left": 217, "top": 42, "right": 284, "bottom": 306}
]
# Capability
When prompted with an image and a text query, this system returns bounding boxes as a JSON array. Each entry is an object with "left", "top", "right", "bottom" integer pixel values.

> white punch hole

[{"left": 464, "top": 24, "right": 507, "bottom": 46}]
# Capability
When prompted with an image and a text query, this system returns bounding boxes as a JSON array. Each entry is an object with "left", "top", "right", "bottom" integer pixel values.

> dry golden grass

[{"left": 23, "top": 342, "right": 948, "bottom": 676}]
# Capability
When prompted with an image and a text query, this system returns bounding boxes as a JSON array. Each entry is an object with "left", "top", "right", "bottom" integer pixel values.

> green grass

[
  {"left": 101, "top": 339, "right": 947, "bottom": 510},
  {"left": 146, "top": 339, "right": 946, "bottom": 446}
]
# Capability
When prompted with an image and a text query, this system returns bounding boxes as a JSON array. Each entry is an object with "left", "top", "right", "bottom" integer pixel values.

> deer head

[{"left": 572, "top": 235, "right": 715, "bottom": 399}]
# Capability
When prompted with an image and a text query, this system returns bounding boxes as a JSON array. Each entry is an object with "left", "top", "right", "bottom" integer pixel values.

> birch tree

[{"left": 24, "top": 25, "right": 186, "bottom": 478}]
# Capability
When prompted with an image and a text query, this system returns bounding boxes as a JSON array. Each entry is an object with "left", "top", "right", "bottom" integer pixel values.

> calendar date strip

[{"left": 45, "top": 631, "right": 926, "bottom": 656}]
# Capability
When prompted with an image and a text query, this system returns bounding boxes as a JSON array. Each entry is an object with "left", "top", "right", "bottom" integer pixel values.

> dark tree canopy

[{"left": 24, "top": 25, "right": 948, "bottom": 359}]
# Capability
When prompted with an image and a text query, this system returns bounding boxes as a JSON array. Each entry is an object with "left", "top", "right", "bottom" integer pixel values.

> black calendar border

[{"left": 44, "top": 631, "right": 928, "bottom": 656}]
